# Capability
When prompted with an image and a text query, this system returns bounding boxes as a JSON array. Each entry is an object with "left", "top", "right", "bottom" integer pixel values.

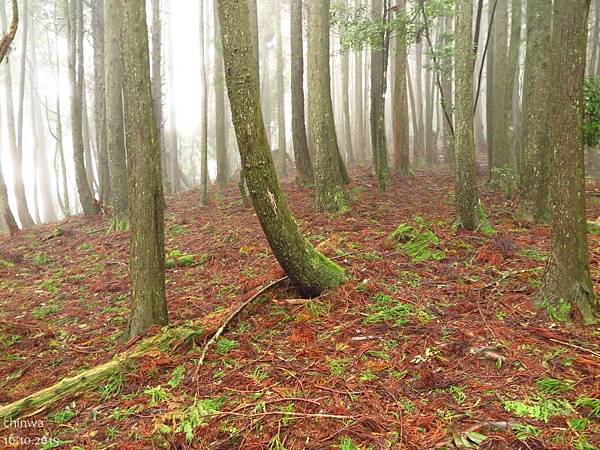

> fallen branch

[
  {"left": 547, "top": 338, "right": 600, "bottom": 359},
  {"left": 194, "top": 276, "right": 288, "bottom": 378}
]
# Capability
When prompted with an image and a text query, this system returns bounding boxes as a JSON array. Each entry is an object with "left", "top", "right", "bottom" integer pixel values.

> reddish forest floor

[{"left": 0, "top": 169, "right": 599, "bottom": 450}]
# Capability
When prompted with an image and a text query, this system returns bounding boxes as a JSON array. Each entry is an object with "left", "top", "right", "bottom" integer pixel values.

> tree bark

[
  {"left": 216, "top": 0, "right": 346, "bottom": 297},
  {"left": 353, "top": 0, "right": 366, "bottom": 165},
  {"left": 167, "top": 2, "right": 180, "bottom": 193},
  {"left": 392, "top": 0, "right": 410, "bottom": 175},
  {"left": 454, "top": 0, "right": 481, "bottom": 231},
  {"left": 120, "top": 0, "right": 169, "bottom": 338},
  {"left": 214, "top": 0, "right": 229, "bottom": 189},
  {"left": 520, "top": 0, "right": 551, "bottom": 222},
  {"left": 307, "top": 0, "right": 349, "bottom": 211},
  {"left": 199, "top": 0, "right": 209, "bottom": 206},
  {"left": 536, "top": 0, "right": 598, "bottom": 325},
  {"left": 104, "top": 0, "right": 128, "bottom": 219},
  {"left": 68, "top": 0, "right": 98, "bottom": 216},
  {"left": 290, "top": 0, "right": 314, "bottom": 186},
  {"left": 275, "top": 0, "right": 287, "bottom": 176}
]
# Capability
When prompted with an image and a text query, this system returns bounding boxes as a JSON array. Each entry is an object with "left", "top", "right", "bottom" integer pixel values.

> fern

[{"left": 575, "top": 397, "right": 600, "bottom": 419}]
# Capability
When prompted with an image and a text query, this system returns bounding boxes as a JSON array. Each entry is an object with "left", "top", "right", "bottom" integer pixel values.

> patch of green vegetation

[
  {"left": 575, "top": 397, "right": 600, "bottom": 418},
  {"left": 338, "top": 436, "right": 361, "bottom": 450},
  {"left": 536, "top": 377, "right": 572, "bottom": 395},
  {"left": 0, "top": 334, "right": 21, "bottom": 349},
  {"left": 569, "top": 417, "right": 589, "bottom": 432},
  {"left": 0, "top": 258, "right": 15, "bottom": 268},
  {"left": 167, "top": 365, "right": 185, "bottom": 389},
  {"left": 169, "top": 224, "right": 190, "bottom": 236},
  {"left": 328, "top": 358, "right": 348, "bottom": 377},
  {"left": 175, "top": 397, "right": 226, "bottom": 443},
  {"left": 364, "top": 293, "right": 413, "bottom": 327},
  {"left": 100, "top": 372, "right": 123, "bottom": 399},
  {"left": 305, "top": 299, "right": 331, "bottom": 318},
  {"left": 78, "top": 243, "right": 92, "bottom": 251},
  {"left": 144, "top": 385, "right": 169, "bottom": 406},
  {"left": 519, "top": 248, "right": 549, "bottom": 262},
  {"left": 389, "top": 217, "right": 446, "bottom": 262},
  {"left": 503, "top": 397, "right": 573, "bottom": 422},
  {"left": 388, "top": 369, "right": 408, "bottom": 380},
  {"left": 536, "top": 297, "right": 572, "bottom": 322},
  {"left": 359, "top": 370, "right": 377, "bottom": 382},
  {"left": 475, "top": 203, "right": 497, "bottom": 237},
  {"left": 587, "top": 220, "right": 600, "bottom": 235},
  {"left": 449, "top": 385, "right": 466, "bottom": 405},
  {"left": 512, "top": 423, "right": 541, "bottom": 441},
  {"left": 108, "top": 218, "right": 129, "bottom": 232},
  {"left": 251, "top": 365, "right": 269, "bottom": 383},
  {"left": 32, "top": 303, "right": 61, "bottom": 320},
  {"left": 50, "top": 409, "right": 76, "bottom": 424},
  {"left": 165, "top": 249, "right": 204, "bottom": 269},
  {"left": 216, "top": 338, "right": 237, "bottom": 356},
  {"left": 33, "top": 253, "right": 52, "bottom": 265},
  {"left": 396, "top": 271, "right": 421, "bottom": 287},
  {"left": 109, "top": 405, "right": 142, "bottom": 421}
]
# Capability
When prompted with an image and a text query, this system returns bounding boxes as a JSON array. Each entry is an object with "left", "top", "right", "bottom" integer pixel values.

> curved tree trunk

[
  {"left": 216, "top": 0, "right": 346, "bottom": 297},
  {"left": 120, "top": 0, "right": 168, "bottom": 338}
]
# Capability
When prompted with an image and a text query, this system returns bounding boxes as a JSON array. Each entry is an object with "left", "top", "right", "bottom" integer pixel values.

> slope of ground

[{"left": 0, "top": 170, "right": 599, "bottom": 450}]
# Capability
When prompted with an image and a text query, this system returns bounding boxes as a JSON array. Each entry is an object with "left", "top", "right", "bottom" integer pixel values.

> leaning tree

[{"left": 215, "top": 0, "right": 346, "bottom": 297}]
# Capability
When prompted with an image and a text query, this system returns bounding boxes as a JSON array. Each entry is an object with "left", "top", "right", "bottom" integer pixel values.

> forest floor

[{"left": 1, "top": 169, "right": 600, "bottom": 450}]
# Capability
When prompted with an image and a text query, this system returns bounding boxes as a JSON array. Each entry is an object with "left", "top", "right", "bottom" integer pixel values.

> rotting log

[{"left": 0, "top": 312, "right": 228, "bottom": 420}]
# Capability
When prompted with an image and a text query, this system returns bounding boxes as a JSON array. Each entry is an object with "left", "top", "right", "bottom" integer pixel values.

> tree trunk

[
  {"left": 68, "top": 0, "right": 98, "bottom": 216},
  {"left": 392, "top": 0, "right": 410, "bottom": 175},
  {"left": 199, "top": 0, "right": 209, "bottom": 206},
  {"left": 276, "top": 0, "right": 287, "bottom": 177},
  {"left": 353, "top": 3, "right": 366, "bottom": 166},
  {"left": 92, "top": 0, "right": 110, "bottom": 204},
  {"left": 454, "top": 0, "right": 481, "bottom": 231},
  {"left": 307, "top": 0, "right": 349, "bottom": 211},
  {"left": 7, "top": 0, "right": 34, "bottom": 227},
  {"left": 216, "top": 0, "right": 346, "bottom": 297},
  {"left": 414, "top": 36, "right": 425, "bottom": 166},
  {"left": 290, "top": 0, "right": 314, "bottom": 186},
  {"left": 340, "top": 0, "right": 354, "bottom": 167},
  {"left": 536, "top": 0, "right": 598, "bottom": 325},
  {"left": 150, "top": 0, "right": 169, "bottom": 193},
  {"left": 214, "top": 0, "right": 229, "bottom": 189},
  {"left": 442, "top": 15, "right": 455, "bottom": 171},
  {"left": 104, "top": 0, "right": 128, "bottom": 219},
  {"left": 82, "top": 86, "right": 96, "bottom": 195},
  {"left": 520, "top": 0, "right": 551, "bottom": 222},
  {"left": 167, "top": 2, "right": 180, "bottom": 193},
  {"left": 486, "top": 0, "right": 495, "bottom": 181},
  {"left": 489, "top": 0, "right": 508, "bottom": 186},
  {"left": 120, "top": 0, "right": 169, "bottom": 338},
  {"left": 370, "top": 0, "right": 389, "bottom": 190}
]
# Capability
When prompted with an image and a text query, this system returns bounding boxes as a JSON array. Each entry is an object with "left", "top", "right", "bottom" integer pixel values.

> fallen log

[{"left": 0, "top": 277, "right": 286, "bottom": 420}]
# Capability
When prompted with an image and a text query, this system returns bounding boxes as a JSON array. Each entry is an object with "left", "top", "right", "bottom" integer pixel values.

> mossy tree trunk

[
  {"left": 307, "top": 0, "right": 349, "bottom": 211},
  {"left": 67, "top": 0, "right": 99, "bottom": 216},
  {"left": 392, "top": 0, "right": 410, "bottom": 175},
  {"left": 216, "top": 0, "right": 346, "bottom": 297},
  {"left": 454, "top": 0, "right": 481, "bottom": 231},
  {"left": 290, "top": 0, "right": 314, "bottom": 187},
  {"left": 120, "top": 0, "right": 168, "bottom": 338},
  {"left": 0, "top": 166, "right": 18, "bottom": 236},
  {"left": 104, "top": 0, "right": 128, "bottom": 219},
  {"left": 370, "top": 0, "right": 390, "bottom": 191},
  {"left": 536, "top": 0, "right": 598, "bottom": 326},
  {"left": 520, "top": 0, "right": 551, "bottom": 222}
]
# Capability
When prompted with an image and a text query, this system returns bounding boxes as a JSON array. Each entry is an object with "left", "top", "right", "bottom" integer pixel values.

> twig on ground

[
  {"left": 547, "top": 338, "right": 600, "bottom": 359},
  {"left": 193, "top": 276, "right": 288, "bottom": 379}
]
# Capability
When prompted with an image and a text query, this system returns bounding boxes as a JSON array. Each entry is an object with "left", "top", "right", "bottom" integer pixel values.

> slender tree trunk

[
  {"left": 486, "top": 0, "right": 495, "bottom": 180},
  {"left": 120, "top": 0, "right": 168, "bottom": 338},
  {"left": 214, "top": 0, "right": 229, "bottom": 189},
  {"left": 199, "top": 0, "right": 209, "bottom": 206},
  {"left": 276, "top": 0, "right": 287, "bottom": 176},
  {"left": 307, "top": 0, "right": 349, "bottom": 211},
  {"left": 167, "top": 2, "right": 180, "bottom": 192},
  {"left": 442, "top": 15, "right": 455, "bottom": 171},
  {"left": 68, "top": 0, "right": 98, "bottom": 216},
  {"left": 216, "top": 0, "right": 346, "bottom": 297},
  {"left": 340, "top": 0, "right": 354, "bottom": 167},
  {"left": 455, "top": 0, "right": 481, "bottom": 230},
  {"left": 82, "top": 87, "right": 96, "bottom": 195},
  {"left": 370, "top": 0, "right": 390, "bottom": 190},
  {"left": 104, "top": 0, "right": 128, "bottom": 219},
  {"left": 414, "top": 36, "right": 425, "bottom": 166},
  {"left": 8, "top": 0, "right": 34, "bottom": 227},
  {"left": 392, "top": 0, "right": 410, "bottom": 175},
  {"left": 520, "top": 0, "right": 551, "bottom": 222},
  {"left": 490, "top": 0, "right": 508, "bottom": 186},
  {"left": 92, "top": 0, "right": 109, "bottom": 204},
  {"left": 150, "top": 0, "right": 169, "bottom": 193},
  {"left": 290, "top": 0, "right": 314, "bottom": 186},
  {"left": 536, "top": 0, "right": 597, "bottom": 325}
]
